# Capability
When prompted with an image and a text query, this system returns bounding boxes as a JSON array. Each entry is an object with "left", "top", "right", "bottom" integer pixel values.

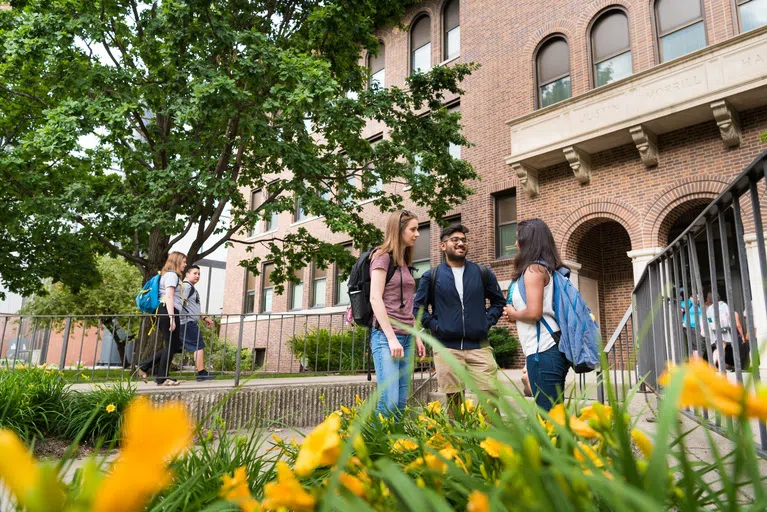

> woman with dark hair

[{"left": 503, "top": 219, "right": 569, "bottom": 411}]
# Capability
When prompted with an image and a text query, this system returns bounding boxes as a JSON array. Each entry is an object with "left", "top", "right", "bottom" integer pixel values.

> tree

[
  {"left": 20, "top": 254, "right": 143, "bottom": 364},
  {"left": 0, "top": 0, "right": 478, "bottom": 296}
]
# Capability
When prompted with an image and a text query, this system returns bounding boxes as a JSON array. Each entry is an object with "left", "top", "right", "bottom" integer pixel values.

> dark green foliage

[
  {"left": 61, "top": 382, "right": 136, "bottom": 444},
  {"left": 487, "top": 326, "right": 521, "bottom": 368},
  {"left": 0, "top": 364, "right": 68, "bottom": 440},
  {"left": 287, "top": 325, "right": 369, "bottom": 372}
]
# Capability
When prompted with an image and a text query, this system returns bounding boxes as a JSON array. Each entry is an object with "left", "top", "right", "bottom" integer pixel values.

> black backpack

[{"left": 348, "top": 250, "right": 397, "bottom": 328}]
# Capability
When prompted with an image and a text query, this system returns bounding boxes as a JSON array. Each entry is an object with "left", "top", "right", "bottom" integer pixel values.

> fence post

[
  {"left": 59, "top": 317, "right": 72, "bottom": 369},
  {"left": 235, "top": 315, "right": 245, "bottom": 387}
]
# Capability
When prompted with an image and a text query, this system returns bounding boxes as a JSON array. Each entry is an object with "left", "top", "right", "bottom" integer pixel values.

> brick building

[{"left": 223, "top": 0, "right": 767, "bottom": 371}]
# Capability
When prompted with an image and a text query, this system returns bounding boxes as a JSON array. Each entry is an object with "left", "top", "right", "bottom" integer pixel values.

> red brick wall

[{"left": 222, "top": 1, "right": 767, "bottom": 372}]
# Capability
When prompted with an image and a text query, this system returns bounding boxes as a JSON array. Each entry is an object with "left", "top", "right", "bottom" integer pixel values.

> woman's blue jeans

[
  {"left": 526, "top": 345, "right": 569, "bottom": 411},
  {"left": 370, "top": 329, "right": 413, "bottom": 418}
]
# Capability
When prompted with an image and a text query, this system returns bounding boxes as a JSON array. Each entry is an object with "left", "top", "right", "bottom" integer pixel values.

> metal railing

[
  {"left": 0, "top": 310, "right": 435, "bottom": 390},
  {"left": 594, "top": 306, "right": 637, "bottom": 404},
  {"left": 633, "top": 149, "right": 767, "bottom": 453}
]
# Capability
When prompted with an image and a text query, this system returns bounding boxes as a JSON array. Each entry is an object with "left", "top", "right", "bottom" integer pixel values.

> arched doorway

[{"left": 568, "top": 219, "right": 634, "bottom": 338}]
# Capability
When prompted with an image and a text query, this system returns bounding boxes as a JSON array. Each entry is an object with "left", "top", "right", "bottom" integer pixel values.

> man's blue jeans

[
  {"left": 526, "top": 345, "right": 569, "bottom": 411},
  {"left": 370, "top": 329, "right": 413, "bottom": 418}
]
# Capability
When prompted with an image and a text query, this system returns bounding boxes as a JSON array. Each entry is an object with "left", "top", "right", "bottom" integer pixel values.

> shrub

[
  {"left": 0, "top": 364, "right": 68, "bottom": 441},
  {"left": 287, "top": 325, "right": 368, "bottom": 372},
  {"left": 206, "top": 341, "right": 252, "bottom": 373},
  {"left": 488, "top": 326, "right": 521, "bottom": 368},
  {"left": 61, "top": 382, "right": 136, "bottom": 444}
]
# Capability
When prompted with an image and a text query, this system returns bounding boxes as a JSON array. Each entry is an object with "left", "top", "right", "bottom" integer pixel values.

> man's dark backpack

[
  {"left": 427, "top": 264, "right": 491, "bottom": 314},
  {"left": 347, "top": 250, "right": 397, "bottom": 328}
]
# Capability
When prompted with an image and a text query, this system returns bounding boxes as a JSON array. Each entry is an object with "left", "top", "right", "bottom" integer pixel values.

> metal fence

[
  {"left": 0, "top": 311, "right": 435, "bottom": 390},
  {"left": 633, "top": 149, "right": 767, "bottom": 454}
]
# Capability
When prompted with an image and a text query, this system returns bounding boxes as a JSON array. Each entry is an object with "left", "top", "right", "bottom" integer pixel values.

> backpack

[
  {"left": 347, "top": 250, "right": 397, "bottom": 328},
  {"left": 427, "top": 263, "right": 490, "bottom": 312},
  {"left": 181, "top": 280, "right": 198, "bottom": 310},
  {"left": 510, "top": 263, "right": 601, "bottom": 373},
  {"left": 136, "top": 273, "right": 162, "bottom": 314}
]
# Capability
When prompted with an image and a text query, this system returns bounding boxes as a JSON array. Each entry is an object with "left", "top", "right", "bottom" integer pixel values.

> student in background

[
  {"left": 137, "top": 251, "right": 186, "bottom": 386},
  {"left": 180, "top": 264, "right": 215, "bottom": 381}
]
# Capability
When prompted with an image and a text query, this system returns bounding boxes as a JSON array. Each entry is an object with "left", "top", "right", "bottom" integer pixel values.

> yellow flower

[
  {"left": 418, "top": 414, "right": 439, "bottom": 430},
  {"left": 631, "top": 429, "right": 653, "bottom": 458},
  {"left": 0, "top": 429, "right": 40, "bottom": 507},
  {"left": 340, "top": 405, "right": 352, "bottom": 415},
  {"left": 294, "top": 413, "right": 341, "bottom": 476},
  {"left": 461, "top": 399, "right": 476, "bottom": 415},
  {"left": 92, "top": 397, "right": 194, "bottom": 512},
  {"left": 271, "top": 433, "right": 283, "bottom": 444},
  {"left": 467, "top": 490, "right": 490, "bottom": 512},
  {"left": 339, "top": 471, "right": 366, "bottom": 497},
  {"left": 391, "top": 438, "right": 419, "bottom": 453},
  {"left": 81, "top": 373, "right": 90, "bottom": 381},
  {"left": 220, "top": 466, "right": 261, "bottom": 512},
  {"left": 480, "top": 438, "right": 513, "bottom": 459},
  {"left": 355, "top": 394, "right": 363, "bottom": 405},
  {"left": 262, "top": 461, "right": 316, "bottom": 512},
  {"left": 549, "top": 404, "right": 600, "bottom": 439},
  {"left": 427, "top": 400, "right": 441, "bottom": 414},
  {"left": 105, "top": 404, "right": 116, "bottom": 414},
  {"left": 660, "top": 359, "right": 767, "bottom": 420},
  {"left": 426, "top": 431, "right": 449, "bottom": 449},
  {"left": 574, "top": 442, "right": 604, "bottom": 468}
]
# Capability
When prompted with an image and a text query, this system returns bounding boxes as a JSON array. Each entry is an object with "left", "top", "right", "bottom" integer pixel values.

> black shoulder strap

[
  {"left": 385, "top": 251, "right": 397, "bottom": 284},
  {"left": 479, "top": 265, "right": 490, "bottom": 291},
  {"left": 428, "top": 265, "right": 440, "bottom": 310}
]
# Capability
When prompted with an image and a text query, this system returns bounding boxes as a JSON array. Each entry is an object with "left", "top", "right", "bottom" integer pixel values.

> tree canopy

[{"left": 0, "top": 0, "right": 477, "bottom": 297}]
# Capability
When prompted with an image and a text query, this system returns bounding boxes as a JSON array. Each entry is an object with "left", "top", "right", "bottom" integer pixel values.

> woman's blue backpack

[
  {"left": 136, "top": 273, "right": 162, "bottom": 313},
  {"left": 509, "top": 264, "right": 601, "bottom": 373}
]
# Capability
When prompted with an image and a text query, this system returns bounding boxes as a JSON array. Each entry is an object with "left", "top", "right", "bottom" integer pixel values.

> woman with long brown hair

[
  {"left": 138, "top": 251, "right": 187, "bottom": 386},
  {"left": 369, "top": 210, "right": 426, "bottom": 418}
]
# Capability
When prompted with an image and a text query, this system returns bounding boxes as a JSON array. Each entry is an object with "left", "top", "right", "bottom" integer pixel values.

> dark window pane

[
  {"left": 540, "top": 76, "right": 571, "bottom": 108},
  {"left": 444, "top": 0, "right": 459, "bottom": 31},
  {"left": 656, "top": 0, "right": 702, "bottom": 34},
  {"left": 411, "top": 15, "right": 431, "bottom": 50},
  {"left": 369, "top": 41, "right": 385, "bottom": 74},
  {"left": 537, "top": 38, "right": 569, "bottom": 85},
  {"left": 497, "top": 194, "right": 516, "bottom": 225},
  {"left": 263, "top": 263, "right": 275, "bottom": 288},
  {"left": 740, "top": 0, "right": 767, "bottom": 32},
  {"left": 245, "top": 292, "right": 255, "bottom": 313},
  {"left": 595, "top": 51, "right": 632, "bottom": 87},
  {"left": 592, "top": 11, "right": 630, "bottom": 62},
  {"left": 295, "top": 197, "right": 307, "bottom": 222},
  {"left": 498, "top": 224, "right": 518, "bottom": 258},
  {"left": 414, "top": 225, "right": 430, "bottom": 261},
  {"left": 660, "top": 21, "right": 706, "bottom": 62}
]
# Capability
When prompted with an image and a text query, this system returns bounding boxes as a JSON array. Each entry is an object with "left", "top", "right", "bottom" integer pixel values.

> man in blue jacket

[{"left": 414, "top": 224, "right": 506, "bottom": 411}]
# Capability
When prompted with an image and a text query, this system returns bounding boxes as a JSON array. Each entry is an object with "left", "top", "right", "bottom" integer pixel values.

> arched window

[
  {"left": 735, "top": 0, "right": 767, "bottom": 33},
  {"left": 368, "top": 41, "right": 385, "bottom": 88},
  {"left": 443, "top": 0, "right": 460, "bottom": 61},
  {"left": 411, "top": 15, "right": 432, "bottom": 74},
  {"left": 536, "top": 36, "right": 571, "bottom": 109},
  {"left": 654, "top": 0, "right": 706, "bottom": 62},
  {"left": 591, "top": 9, "right": 632, "bottom": 87}
]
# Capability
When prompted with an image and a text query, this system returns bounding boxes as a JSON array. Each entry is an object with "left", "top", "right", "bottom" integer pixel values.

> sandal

[
  {"left": 521, "top": 369, "right": 533, "bottom": 398},
  {"left": 132, "top": 367, "right": 148, "bottom": 383},
  {"left": 162, "top": 379, "right": 180, "bottom": 387}
]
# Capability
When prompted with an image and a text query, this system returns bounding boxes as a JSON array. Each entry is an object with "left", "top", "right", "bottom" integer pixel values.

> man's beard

[{"left": 446, "top": 249, "right": 467, "bottom": 263}]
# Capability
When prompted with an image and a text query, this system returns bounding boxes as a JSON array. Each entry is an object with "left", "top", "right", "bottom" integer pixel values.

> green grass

[{"left": 60, "top": 368, "right": 363, "bottom": 383}]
